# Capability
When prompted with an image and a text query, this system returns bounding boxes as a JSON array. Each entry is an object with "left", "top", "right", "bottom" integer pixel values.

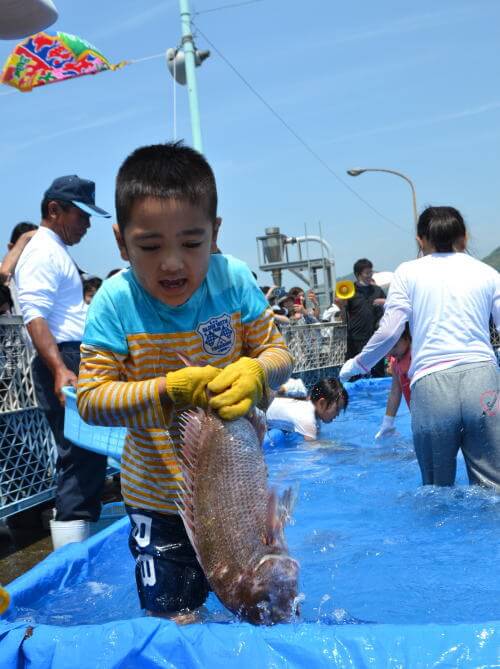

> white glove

[
  {"left": 375, "top": 415, "right": 396, "bottom": 440},
  {"left": 339, "top": 357, "right": 367, "bottom": 382}
]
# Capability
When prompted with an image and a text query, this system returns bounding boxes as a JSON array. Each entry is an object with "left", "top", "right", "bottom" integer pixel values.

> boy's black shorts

[{"left": 126, "top": 506, "right": 210, "bottom": 614}]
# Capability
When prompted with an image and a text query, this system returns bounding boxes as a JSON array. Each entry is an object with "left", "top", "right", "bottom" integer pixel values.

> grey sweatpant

[{"left": 410, "top": 362, "right": 500, "bottom": 491}]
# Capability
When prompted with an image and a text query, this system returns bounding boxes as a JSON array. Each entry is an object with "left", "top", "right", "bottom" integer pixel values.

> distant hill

[{"left": 482, "top": 246, "right": 500, "bottom": 271}]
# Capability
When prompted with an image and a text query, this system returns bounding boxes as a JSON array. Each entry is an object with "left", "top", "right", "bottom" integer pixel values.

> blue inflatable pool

[{"left": 1, "top": 378, "right": 499, "bottom": 668}]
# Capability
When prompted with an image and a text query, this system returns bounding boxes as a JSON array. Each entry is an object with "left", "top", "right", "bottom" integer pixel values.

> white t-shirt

[
  {"left": 322, "top": 303, "right": 341, "bottom": 322},
  {"left": 358, "top": 253, "right": 500, "bottom": 385},
  {"left": 266, "top": 397, "right": 318, "bottom": 439},
  {"left": 15, "top": 226, "right": 87, "bottom": 343}
]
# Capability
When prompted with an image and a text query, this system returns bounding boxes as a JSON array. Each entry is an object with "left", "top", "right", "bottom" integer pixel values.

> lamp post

[
  {"left": 179, "top": 0, "right": 204, "bottom": 152},
  {"left": 347, "top": 167, "right": 418, "bottom": 228}
]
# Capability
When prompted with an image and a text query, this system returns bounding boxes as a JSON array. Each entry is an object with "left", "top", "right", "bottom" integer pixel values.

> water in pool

[{"left": 8, "top": 381, "right": 500, "bottom": 626}]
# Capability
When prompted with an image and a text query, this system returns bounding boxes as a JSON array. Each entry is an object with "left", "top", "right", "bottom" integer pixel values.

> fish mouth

[{"left": 254, "top": 554, "right": 300, "bottom": 572}]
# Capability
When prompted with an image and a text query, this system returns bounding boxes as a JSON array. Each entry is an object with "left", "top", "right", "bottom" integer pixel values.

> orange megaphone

[
  {"left": 335, "top": 280, "right": 355, "bottom": 300},
  {"left": 0, "top": 585, "right": 10, "bottom": 614}
]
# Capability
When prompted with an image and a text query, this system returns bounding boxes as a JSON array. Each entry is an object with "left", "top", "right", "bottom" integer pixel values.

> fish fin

[
  {"left": 247, "top": 407, "right": 267, "bottom": 445},
  {"left": 263, "top": 486, "right": 296, "bottom": 546},
  {"left": 177, "top": 409, "right": 206, "bottom": 559},
  {"left": 172, "top": 350, "right": 195, "bottom": 367},
  {"left": 264, "top": 489, "right": 280, "bottom": 546},
  {"left": 278, "top": 486, "right": 297, "bottom": 527}
]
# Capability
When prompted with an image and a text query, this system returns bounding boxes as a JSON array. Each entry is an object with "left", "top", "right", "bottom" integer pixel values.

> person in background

[
  {"left": 276, "top": 376, "right": 308, "bottom": 399},
  {"left": 336, "top": 259, "right": 386, "bottom": 377},
  {"left": 83, "top": 276, "right": 103, "bottom": 304},
  {"left": 375, "top": 323, "right": 411, "bottom": 439},
  {"left": 267, "top": 377, "right": 348, "bottom": 441},
  {"left": 106, "top": 268, "right": 123, "bottom": 278},
  {"left": 0, "top": 284, "right": 13, "bottom": 315},
  {"left": 341, "top": 206, "right": 499, "bottom": 491},
  {"left": 77, "top": 142, "right": 293, "bottom": 622},
  {"left": 288, "top": 286, "right": 320, "bottom": 321},
  {"left": 264, "top": 287, "right": 290, "bottom": 328},
  {"left": 0, "top": 222, "right": 39, "bottom": 314},
  {"left": 15, "top": 175, "right": 111, "bottom": 548},
  {"left": 322, "top": 301, "right": 342, "bottom": 323}
]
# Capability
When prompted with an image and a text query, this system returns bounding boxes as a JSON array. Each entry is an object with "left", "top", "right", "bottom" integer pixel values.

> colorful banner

[{"left": 1, "top": 30, "right": 127, "bottom": 92}]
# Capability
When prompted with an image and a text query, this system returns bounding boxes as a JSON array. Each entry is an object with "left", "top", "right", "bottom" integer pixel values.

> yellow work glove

[
  {"left": 166, "top": 365, "right": 221, "bottom": 408},
  {"left": 207, "top": 357, "right": 265, "bottom": 420}
]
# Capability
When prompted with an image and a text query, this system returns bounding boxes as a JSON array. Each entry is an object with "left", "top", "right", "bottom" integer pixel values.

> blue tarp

[{"left": 1, "top": 378, "right": 499, "bottom": 668}]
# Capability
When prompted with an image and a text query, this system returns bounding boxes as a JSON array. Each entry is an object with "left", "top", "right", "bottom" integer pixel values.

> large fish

[{"left": 177, "top": 406, "right": 299, "bottom": 625}]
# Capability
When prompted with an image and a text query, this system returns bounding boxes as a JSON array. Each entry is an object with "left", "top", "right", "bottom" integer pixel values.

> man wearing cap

[{"left": 15, "top": 175, "right": 111, "bottom": 549}]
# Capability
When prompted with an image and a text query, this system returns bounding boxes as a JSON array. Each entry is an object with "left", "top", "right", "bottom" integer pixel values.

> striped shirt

[{"left": 77, "top": 254, "right": 293, "bottom": 513}]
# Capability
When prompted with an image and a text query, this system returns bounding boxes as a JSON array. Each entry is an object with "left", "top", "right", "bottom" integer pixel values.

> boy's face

[{"left": 115, "top": 197, "right": 220, "bottom": 307}]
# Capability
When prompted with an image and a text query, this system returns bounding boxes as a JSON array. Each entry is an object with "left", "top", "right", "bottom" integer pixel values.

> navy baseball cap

[{"left": 44, "top": 175, "right": 111, "bottom": 218}]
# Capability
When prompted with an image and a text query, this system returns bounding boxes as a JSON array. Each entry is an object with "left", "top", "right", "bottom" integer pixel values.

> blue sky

[{"left": 0, "top": 0, "right": 499, "bottom": 286}]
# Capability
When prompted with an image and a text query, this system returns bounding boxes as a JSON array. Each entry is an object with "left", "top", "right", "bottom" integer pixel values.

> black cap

[{"left": 44, "top": 175, "right": 111, "bottom": 218}]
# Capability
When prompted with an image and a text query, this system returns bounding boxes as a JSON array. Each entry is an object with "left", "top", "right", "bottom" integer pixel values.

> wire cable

[
  {"left": 195, "top": 0, "right": 265, "bottom": 16},
  {"left": 192, "top": 22, "right": 408, "bottom": 233}
]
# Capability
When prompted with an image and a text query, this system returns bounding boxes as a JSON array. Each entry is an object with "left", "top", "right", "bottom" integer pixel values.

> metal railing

[
  {"left": 280, "top": 322, "right": 347, "bottom": 388},
  {"left": 0, "top": 316, "right": 57, "bottom": 520}
]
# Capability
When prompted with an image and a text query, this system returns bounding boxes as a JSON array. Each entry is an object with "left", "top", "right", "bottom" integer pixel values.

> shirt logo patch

[{"left": 197, "top": 313, "right": 235, "bottom": 357}]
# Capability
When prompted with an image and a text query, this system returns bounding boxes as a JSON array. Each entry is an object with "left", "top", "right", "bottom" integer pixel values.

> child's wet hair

[
  {"left": 310, "top": 378, "right": 349, "bottom": 411},
  {"left": 115, "top": 141, "right": 218, "bottom": 232}
]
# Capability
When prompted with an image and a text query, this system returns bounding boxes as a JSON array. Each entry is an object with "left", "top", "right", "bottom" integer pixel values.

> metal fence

[
  {"left": 0, "top": 317, "right": 38, "bottom": 412},
  {"left": 0, "top": 317, "right": 57, "bottom": 520},
  {"left": 281, "top": 322, "right": 347, "bottom": 389}
]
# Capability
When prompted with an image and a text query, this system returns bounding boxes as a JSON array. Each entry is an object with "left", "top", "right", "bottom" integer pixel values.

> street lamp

[{"left": 347, "top": 167, "right": 418, "bottom": 227}]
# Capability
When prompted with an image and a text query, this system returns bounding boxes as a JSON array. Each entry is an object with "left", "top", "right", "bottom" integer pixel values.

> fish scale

[
  {"left": 178, "top": 409, "right": 299, "bottom": 624},
  {"left": 194, "top": 419, "right": 268, "bottom": 575}
]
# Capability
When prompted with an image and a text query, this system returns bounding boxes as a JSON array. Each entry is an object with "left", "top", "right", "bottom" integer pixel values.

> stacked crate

[
  {"left": 281, "top": 322, "right": 347, "bottom": 390},
  {"left": 0, "top": 316, "right": 57, "bottom": 520}
]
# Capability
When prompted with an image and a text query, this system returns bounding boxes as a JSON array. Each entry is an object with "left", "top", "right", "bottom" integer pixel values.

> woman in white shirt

[{"left": 341, "top": 206, "right": 500, "bottom": 491}]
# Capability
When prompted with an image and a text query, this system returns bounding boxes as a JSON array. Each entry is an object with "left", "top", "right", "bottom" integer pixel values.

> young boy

[{"left": 77, "top": 143, "right": 293, "bottom": 620}]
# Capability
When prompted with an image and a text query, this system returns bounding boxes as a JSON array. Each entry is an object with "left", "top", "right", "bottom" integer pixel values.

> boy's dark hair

[
  {"left": 115, "top": 141, "right": 218, "bottom": 232},
  {"left": 310, "top": 378, "right": 349, "bottom": 411},
  {"left": 353, "top": 258, "right": 373, "bottom": 277},
  {"left": 10, "top": 222, "right": 38, "bottom": 245},
  {"left": 417, "top": 206, "right": 466, "bottom": 253},
  {"left": 83, "top": 277, "right": 103, "bottom": 293}
]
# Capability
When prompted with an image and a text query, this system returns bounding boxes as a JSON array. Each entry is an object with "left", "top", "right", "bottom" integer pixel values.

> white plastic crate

[{"left": 62, "top": 387, "right": 126, "bottom": 461}]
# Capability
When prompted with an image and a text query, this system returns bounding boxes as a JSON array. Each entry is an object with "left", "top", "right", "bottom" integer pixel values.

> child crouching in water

[
  {"left": 267, "top": 378, "right": 349, "bottom": 441},
  {"left": 77, "top": 143, "right": 293, "bottom": 621},
  {"left": 375, "top": 323, "right": 411, "bottom": 439}
]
